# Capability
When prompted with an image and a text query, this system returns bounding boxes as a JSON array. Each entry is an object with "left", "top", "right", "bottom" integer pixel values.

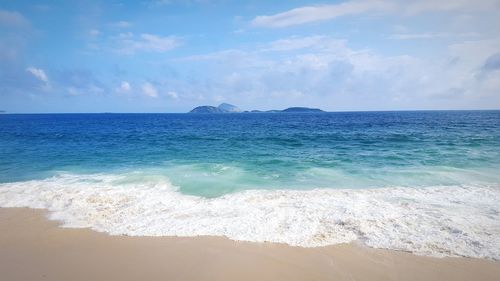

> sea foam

[{"left": 0, "top": 172, "right": 499, "bottom": 260}]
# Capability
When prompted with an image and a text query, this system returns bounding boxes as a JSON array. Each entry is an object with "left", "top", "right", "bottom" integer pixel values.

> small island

[
  {"left": 281, "top": 107, "right": 324, "bottom": 113},
  {"left": 189, "top": 103, "right": 324, "bottom": 113},
  {"left": 190, "top": 103, "right": 242, "bottom": 113}
]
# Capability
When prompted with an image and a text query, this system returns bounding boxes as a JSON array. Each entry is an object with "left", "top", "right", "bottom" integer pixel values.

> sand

[{"left": 0, "top": 207, "right": 499, "bottom": 281}]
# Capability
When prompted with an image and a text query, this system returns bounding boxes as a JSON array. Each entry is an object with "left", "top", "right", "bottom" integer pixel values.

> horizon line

[{"left": 2, "top": 108, "right": 500, "bottom": 115}]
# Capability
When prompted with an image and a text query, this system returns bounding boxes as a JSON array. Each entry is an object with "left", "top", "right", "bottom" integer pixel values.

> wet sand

[{"left": 1, "top": 207, "right": 499, "bottom": 281}]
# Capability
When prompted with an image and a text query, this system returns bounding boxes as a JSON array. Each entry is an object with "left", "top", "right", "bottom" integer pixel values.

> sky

[{"left": 1, "top": 0, "right": 500, "bottom": 113}]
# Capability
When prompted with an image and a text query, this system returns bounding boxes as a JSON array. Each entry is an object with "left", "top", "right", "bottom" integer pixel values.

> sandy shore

[{"left": 0, "top": 208, "right": 498, "bottom": 281}]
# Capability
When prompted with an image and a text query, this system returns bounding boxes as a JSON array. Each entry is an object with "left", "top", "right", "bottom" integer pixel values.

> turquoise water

[{"left": 1, "top": 111, "right": 499, "bottom": 197}]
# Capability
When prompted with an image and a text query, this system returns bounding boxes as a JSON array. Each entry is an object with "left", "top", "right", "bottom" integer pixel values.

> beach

[
  {"left": 1, "top": 112, "right": 500, "bottom": 279},
  {"left": 1, "top": 207, "right": 499, "bottom": 281},
  {"left": 3, "top": 0, "right": 500, "bottom": 279}
]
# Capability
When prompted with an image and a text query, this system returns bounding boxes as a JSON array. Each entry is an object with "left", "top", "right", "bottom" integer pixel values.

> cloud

[
  {"left": 264, "top": 36, "right": 326, "bottom": 51},
  {"left": 58, "top": 69, "right": 106, "bottom": 96},
  {"left": 390, "top": 33, "right": 439, "bottom": 40},
  {"left": 251, "top": 0, "right": 500, "bottom": 28},
  {"left": 390, "top": 32, "right": 478, "bottom": 40},
  {"left": 174, "top": 36, "right": 421, "bottom": 107},
  {"left": 482, "top": 53, "right": 500, "bottom": 72},
  {"left": 67, "top": 85, "right": 104, "bottom": 96},
  {"left": 88, "top": 29, "right": 101, "bottom": 37},
  {"left": 477, "top": 52, "right": 500, "bottom": 80},
  {"left": 142, "top": 82, "right": 158, "bottom": 97},
  {"left": 1, "top": 66, "right": 50, "bottom": 96},
  {"left": 150, "top": 0, "right": 211, "bottom": 6},
  {"left": 404, "top": 0, "right": 500, "bottom": 14},
  {"left": 0, "top": 10, "right": 29, "bottom": 27},
  {"left": 114, "top": 33, "right": 181, "bottom": 54},
  {"left": 111, "top": 21, "right": 132, "bottom": 28},
  {"left": 166, "top": 91, "right": 178, "bottom": 99},
  {"left": 173, "top": 35, "right": 500, "bottom": 110},
  {"left": 26, "top": 67, "right": 49, "bottom": 84},
  {"left": 116, "top": 81, "right": 131, "bottom": 93},
  {"left": 251, "top": 0, "right": 390, "bottom": 28}
]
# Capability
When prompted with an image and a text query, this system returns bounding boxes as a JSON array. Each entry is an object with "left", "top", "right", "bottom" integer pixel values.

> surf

[{"left": 1, "top": 172, "right": 499, "bottom": 260}]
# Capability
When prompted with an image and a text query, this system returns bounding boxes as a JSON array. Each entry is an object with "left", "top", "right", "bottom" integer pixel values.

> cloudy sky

[{"left": 1, "top": 0, "right": 500, "bottom": 113}]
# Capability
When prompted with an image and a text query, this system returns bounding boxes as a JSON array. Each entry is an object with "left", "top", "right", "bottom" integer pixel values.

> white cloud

[
  {"left": 151, "top": 0, "right": 211, "bottom": 6},
  {"left": 264, "top": 35, "right": 326, "bottom": 51},
  {"left": 142, "top": 82, "right": 158, "bottom": 98},
  {"left": 390, "top": 32, "right": 478, "bottom": 40},
  {"left": 166, "top": 91, "right": 179, "bottom": 99},
  {"left": 251, "top": 0, "right": 500, "bottom": 28},
  {"left": 0, "top": 10, "right": 29, "bottom": 27},
  {"left": 178, "top": 49, "right": 273, "bottom": 69},
  {"left": 26, "top": 67, "right": 49, "bottom": 84},
  {"left": 67, "top": 85, "right": 104, "bottom": 96},
  {"left": 175, "top": 36, "right": 421, "bottom": 106},
  {"left": 111, "top": 21, "right": 132, "bottom": 28},
  {"left": 180, "top": 49, "right": 247, "bottom": 61},
  {"left": 173, "top": 35, "right": 500, "bottom": 109},
  {"left": 404, "top": 0, "right": 500, "bottom": 15},
  {"left": 251, "top": 0, "right": 390, "bottom": 28},
  {"left": 151, "top": 0, "right": 171, "bottom": 5},
  {"left": 115, "top": 33, "right": 180, "bottom": 54},
  {"left": 116, "top": 81, "right": 131, "bottom": 93}
]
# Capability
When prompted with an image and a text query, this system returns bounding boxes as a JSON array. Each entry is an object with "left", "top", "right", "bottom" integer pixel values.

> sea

[{"left": 0, "top": 111, "right": 499, "bottom": 259}]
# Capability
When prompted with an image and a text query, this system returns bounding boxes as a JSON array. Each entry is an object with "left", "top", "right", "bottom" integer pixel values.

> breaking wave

[{"left": 0, "top": 172, "right": 499, "bottom": 260}]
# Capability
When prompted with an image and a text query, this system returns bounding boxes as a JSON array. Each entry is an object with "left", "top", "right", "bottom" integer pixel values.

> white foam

[{"left": 0, "top": 173, "right": 499, "bottom": 260}]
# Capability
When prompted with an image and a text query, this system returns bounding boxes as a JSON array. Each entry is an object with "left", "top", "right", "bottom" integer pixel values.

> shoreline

[
  {"left": 2, "top": 175, "right": 498, "bottom": 258},
  {"left": 1, "top": 207, "right": 499, "bottom": 281}
]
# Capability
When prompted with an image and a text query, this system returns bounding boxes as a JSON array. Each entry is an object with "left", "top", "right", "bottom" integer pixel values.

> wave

[{"left": 0, "top": 172, "right": 499, "bottom": 260}]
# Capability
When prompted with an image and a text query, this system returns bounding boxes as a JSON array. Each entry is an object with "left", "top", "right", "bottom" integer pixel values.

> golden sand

[{"left": 1, "top": 208, "right": 499, "bottom": 281}]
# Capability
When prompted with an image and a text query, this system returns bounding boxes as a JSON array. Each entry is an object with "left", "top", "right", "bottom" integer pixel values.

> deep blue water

[{"left": 1, "top": 111, "right": 499, "bottom": 197}]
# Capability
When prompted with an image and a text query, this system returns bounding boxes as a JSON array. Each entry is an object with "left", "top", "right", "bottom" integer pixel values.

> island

[
  {"left": 189, "top": 103, "right": 242, "bottom": 113},
  {"left": 189, "top": 103, "right": 324, "bottom": 113},
  {"left": 281, "top": 107, "right": 324, "bottom": 113},
  {"left": 189, "top": 106, "right": 224, "bottom": 113}
]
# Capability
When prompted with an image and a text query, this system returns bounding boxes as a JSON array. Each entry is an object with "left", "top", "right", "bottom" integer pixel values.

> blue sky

[{"left": 1, "top": 0, "right": 500, "bottom": 113}]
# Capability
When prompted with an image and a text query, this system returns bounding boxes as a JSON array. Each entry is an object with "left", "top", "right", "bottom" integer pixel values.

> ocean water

[{"left": 0, "top": 111, "right": 499, "bottom": 259}]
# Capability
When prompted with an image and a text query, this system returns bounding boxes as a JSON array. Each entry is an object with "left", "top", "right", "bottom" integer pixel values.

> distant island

[
  {"left": 281, "top": 107, "right": 324, "bottom": 113},
  {"left": 190, "top": 103, "right": 242, "bottom": 113},
  {"left": 189, "top": 103, "right": 324, "bottom": 113}
]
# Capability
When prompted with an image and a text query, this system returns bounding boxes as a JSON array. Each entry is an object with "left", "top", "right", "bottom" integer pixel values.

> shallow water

[{"left": 1, "top": 111, "right": 499, "bottom": 196}]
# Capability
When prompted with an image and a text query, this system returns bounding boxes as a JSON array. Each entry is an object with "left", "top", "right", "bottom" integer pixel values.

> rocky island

[
  {"left": 189, "top": 103, "right": 324, "bottom": 113},
  {"left": 190, "top": 103, "right": 242, "bottom": 113}
]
